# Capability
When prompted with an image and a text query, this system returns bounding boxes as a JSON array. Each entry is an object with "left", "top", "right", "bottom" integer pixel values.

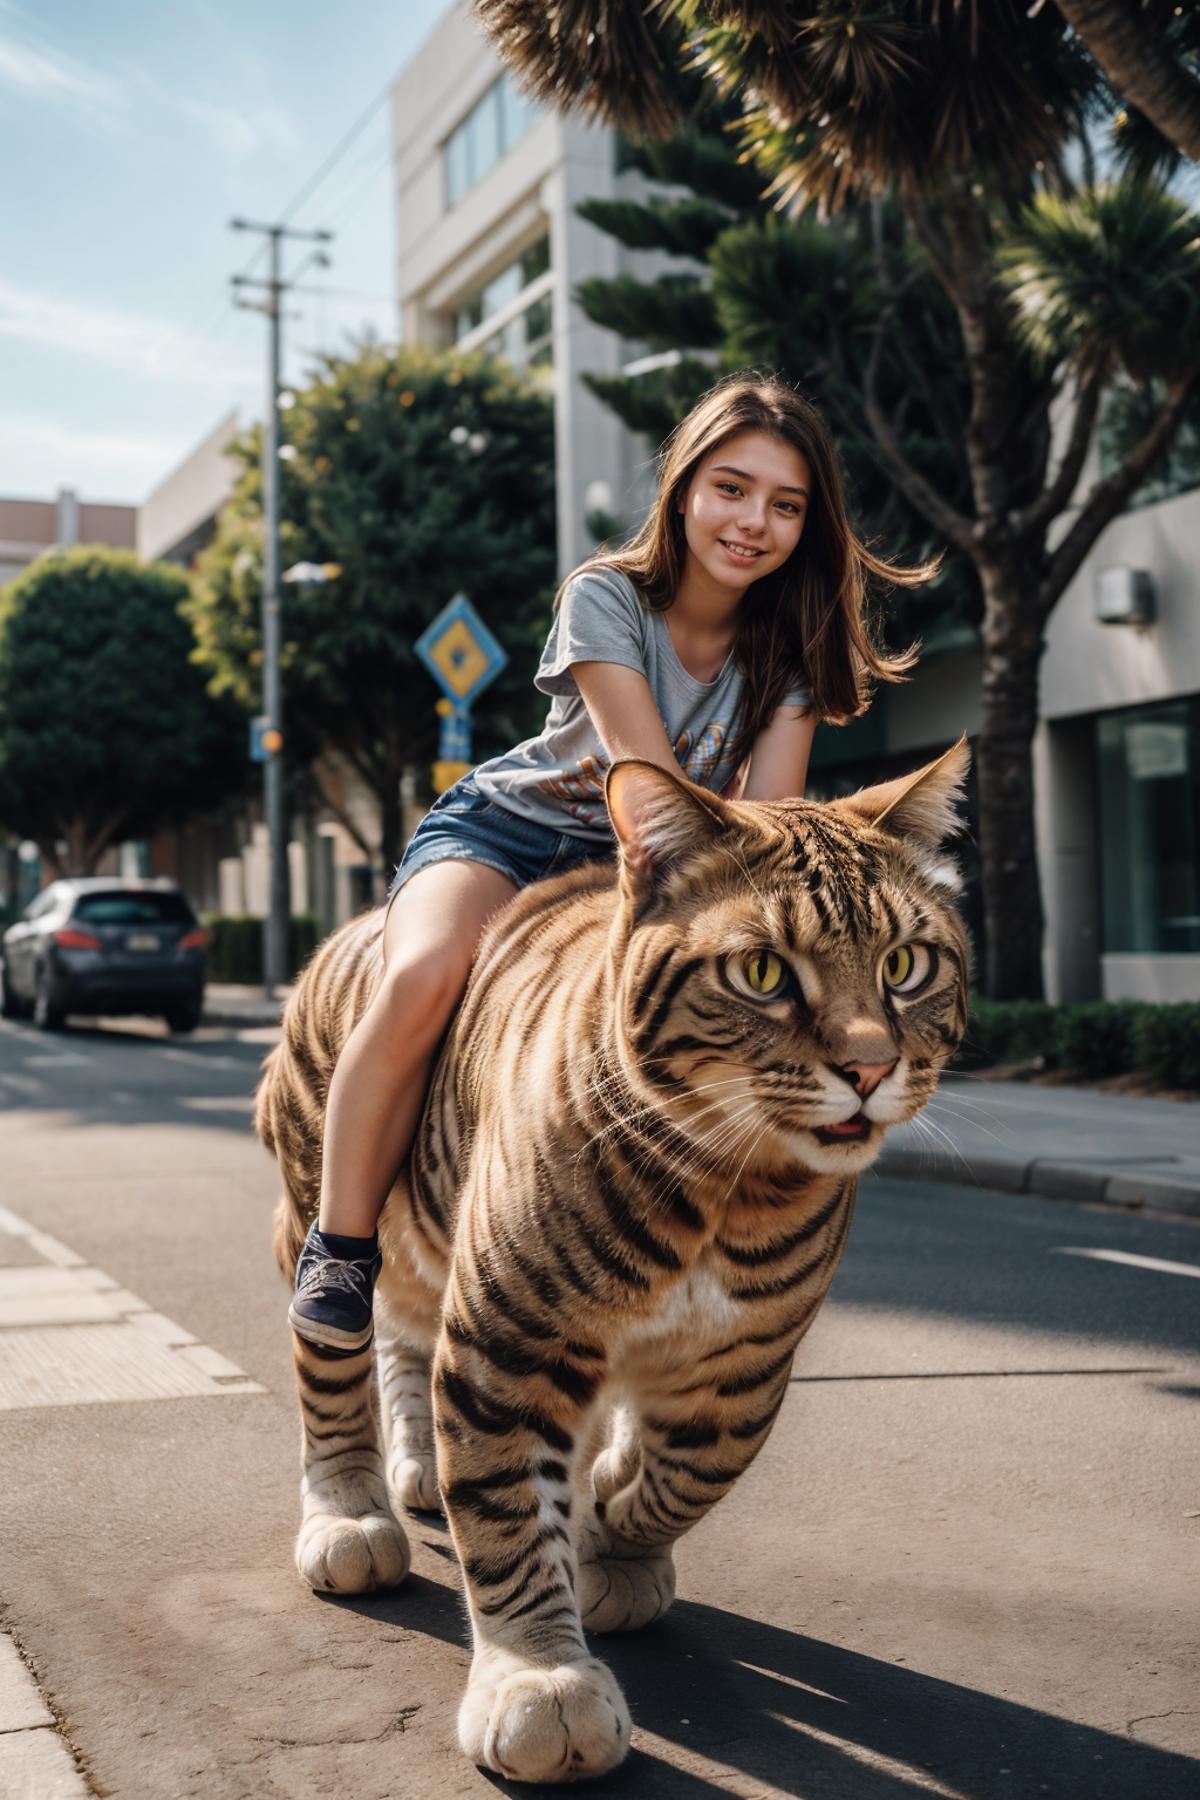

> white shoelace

[{"left": 297, "top": 1256, "right": 369, "bottom": 1300}]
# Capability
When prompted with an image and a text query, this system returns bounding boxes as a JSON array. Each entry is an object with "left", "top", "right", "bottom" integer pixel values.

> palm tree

[
  {"left": 1051, "top": 0, "right": 1200, "bottom": 165},
  {"left": 475, "top": 0, "right": 1200, "bottom": 999}
]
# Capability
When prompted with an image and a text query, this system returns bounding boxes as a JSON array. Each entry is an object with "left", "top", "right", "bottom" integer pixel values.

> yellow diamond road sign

[
  {"left": 428, "top": 616, "right": 490, "bottom": 699},
  {"left": 415, "top": 592, "right": 507, "bottom": 708}
]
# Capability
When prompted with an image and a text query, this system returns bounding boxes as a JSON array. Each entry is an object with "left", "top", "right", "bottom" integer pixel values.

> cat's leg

[
  {"left": 292, "top": 1331, "right": 410, "bottom": 1594},
  {"left": 433, "top": 1323, "right": 630, "bottom": 1783},
  {"left": 375, "top": 1295, "right": 439, "bottom": 1514},
  {"left": 579, "top": 1370, "right": 792, "bottom": 1633}
]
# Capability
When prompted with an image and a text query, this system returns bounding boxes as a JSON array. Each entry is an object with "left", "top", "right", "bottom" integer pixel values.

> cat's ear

[
  {"left": 605, "top": 759, "right": 728, "bottom": 886},
  {"left": 833, "top": 738, "right": 970, "bottom": 849}
]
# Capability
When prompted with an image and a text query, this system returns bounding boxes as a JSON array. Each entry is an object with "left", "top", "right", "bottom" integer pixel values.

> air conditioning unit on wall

[{"left": 1094, "top": 565, "right": 1156, "bottom": 626}]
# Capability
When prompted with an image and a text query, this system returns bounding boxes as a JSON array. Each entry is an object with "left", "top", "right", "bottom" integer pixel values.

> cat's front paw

[
  {"left": 459, "top": 1650, "right": 630, "bottom": 1782},
  {"left": 578, "top": 1513, "right": 676, "bottom": 1633},
  {"left": 296, "top": 1501, "right": 410, "bottom": 1593}
]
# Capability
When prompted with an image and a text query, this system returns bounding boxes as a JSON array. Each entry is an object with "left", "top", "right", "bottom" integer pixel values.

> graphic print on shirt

[{"left": 537, "top": 724, "right": 732, "bottom": 826}]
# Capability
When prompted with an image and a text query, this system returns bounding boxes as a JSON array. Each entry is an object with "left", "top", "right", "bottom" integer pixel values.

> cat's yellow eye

[
  {"left": 881, "top": 943, "right": 934, "bottom": 995},
  {"left": 743, "top": 950, "right": 786, "bottom": 996}
]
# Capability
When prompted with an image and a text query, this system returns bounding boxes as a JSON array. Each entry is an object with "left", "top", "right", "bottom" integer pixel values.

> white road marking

[
  {"left": 0, "top": 1205, "right": 265, "bottom": 1411},
  {"left": 0, "top": 1072, "right": 44, "bottom": 1097},
  {"left": 23, "top": 1051, "right": 92, "bottom": 1069},
  {"left": 1055, "top": 1247, "right": 1200, "bottom": 1280}
]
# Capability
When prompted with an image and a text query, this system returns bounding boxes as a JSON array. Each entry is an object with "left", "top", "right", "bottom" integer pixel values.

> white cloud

[
  {"left": 0, "top": 31, "right": 124, "bottom": 114},
  {"left": 0, "top": 15, "right": 298, "bottom": 156},
  {"left": 171, "top": 91, "right": 301, "bottom": 156},
  {"left": 0, "top": 278, "right": 257, "bottom": 390},
  {"left": 0, "top": 415, "right": 186, "bottom": 503}
]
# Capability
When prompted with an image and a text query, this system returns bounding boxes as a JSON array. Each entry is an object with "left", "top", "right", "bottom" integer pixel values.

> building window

[
  {"left": 444, "top": 73, "right": 541, "bottom": 207},
  {"left": 1097, "top": 697, "right": 1200, "bottom": 954},
  {"left": 451, "top": 237, "right": 553, "bottom": 375}
]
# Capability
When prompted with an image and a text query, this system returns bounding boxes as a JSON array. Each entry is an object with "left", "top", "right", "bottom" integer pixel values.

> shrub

[
  {"left": 1053, "top": 1002, "right": 1149, "bottom": 1078},
  {"left": 204, "top": 915, "right": 320, "bottom": 985},
  {"left": 1134, "top": 1004, "right": 1200, "bottom": 1091},
  {"left": 956, "top": 998, "right": 1058, "bottom": 1069}
]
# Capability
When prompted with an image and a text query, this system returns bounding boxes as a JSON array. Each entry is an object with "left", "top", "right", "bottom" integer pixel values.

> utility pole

[{"left": 230, "top": 218, "right": 332, "bottom": 998}]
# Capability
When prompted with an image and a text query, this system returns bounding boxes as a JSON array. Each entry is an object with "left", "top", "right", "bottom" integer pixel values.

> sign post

[{"left": 415, "top": 593, "right": 507, "bottom": 793}]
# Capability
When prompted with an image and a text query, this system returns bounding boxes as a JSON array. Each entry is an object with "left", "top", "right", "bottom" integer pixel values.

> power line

[{"left": 279, "top": 76, "right": 395, "bottom": 227}]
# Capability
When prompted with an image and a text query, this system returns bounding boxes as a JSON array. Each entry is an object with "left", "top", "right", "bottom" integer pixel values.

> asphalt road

[{"left": 0, "top": 1011, "right": 1197, "bottom": 1800}]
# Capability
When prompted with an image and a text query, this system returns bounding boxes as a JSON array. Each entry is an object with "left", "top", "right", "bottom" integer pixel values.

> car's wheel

[
  {"left": 33, "top": 968, "right": 66, "bottom": 1032},
  {"left": 165, "top": 1000, "right": 203, "bottom": 1035},
  {"left": 1, "top": 963, "right": 29, "bottom": 1020}
]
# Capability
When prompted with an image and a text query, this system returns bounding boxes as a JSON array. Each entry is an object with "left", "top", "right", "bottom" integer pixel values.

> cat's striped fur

[{"left": 257, "top": 746, "right": 970, "bottom": 1783}]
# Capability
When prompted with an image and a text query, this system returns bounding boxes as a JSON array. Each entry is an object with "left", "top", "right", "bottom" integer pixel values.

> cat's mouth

[{"left": 811, "top": 1113, "right": 873, "bottom": 1146}]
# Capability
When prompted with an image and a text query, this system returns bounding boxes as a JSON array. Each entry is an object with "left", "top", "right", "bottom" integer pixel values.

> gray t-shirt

[{"left": 473, "top": 566, "right": 810, "bottom": 842}]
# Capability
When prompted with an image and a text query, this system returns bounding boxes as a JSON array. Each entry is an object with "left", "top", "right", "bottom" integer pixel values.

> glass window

[
  {"left": 520, "top": 236, "right": 551, "bottom": 286},
  {"left": 72, "top": 891, "right": 196, "bottom": 926},
  {"left": 443, "top": 78, "right": 540, "bottom": 208},
  {"left": 1096, "top": 698, "right": 1200, "bottom": 953},
  {"left": 445, "top": 126, "right": 470, "bottom": 207},
  {"left": 450, "top": 238, "right": 553, "bottom": 358},
  {"left": 481, "top": 262, "right": 522, "bottom": 321}
]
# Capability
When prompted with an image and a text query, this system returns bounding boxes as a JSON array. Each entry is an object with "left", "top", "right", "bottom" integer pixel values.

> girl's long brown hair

[{"left": 562, "top": 372, "right": 935, "bottom": 770}]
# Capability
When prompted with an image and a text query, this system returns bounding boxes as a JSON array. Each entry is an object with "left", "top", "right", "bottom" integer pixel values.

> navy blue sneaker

[{"left": 288, "top": 1222, "right": 381, "bottom": 1354}]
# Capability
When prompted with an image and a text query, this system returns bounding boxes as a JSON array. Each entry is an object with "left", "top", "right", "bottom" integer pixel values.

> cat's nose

[{"left": 834, "top": 1059, "right": 898, "bottom": 1098}]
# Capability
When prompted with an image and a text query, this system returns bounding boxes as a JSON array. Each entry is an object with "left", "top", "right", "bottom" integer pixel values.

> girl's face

[{"left": 677, "top": 429, "right": 811, "bottom": 595}]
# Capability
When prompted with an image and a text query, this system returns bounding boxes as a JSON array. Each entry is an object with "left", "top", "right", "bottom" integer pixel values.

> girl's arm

[
  {"left": 737, "top": 705, "right": 816, "bottom": 802},
  {"left": 571, "top": 662, "right": 683, "bottom": 771},
  {"left": 573, "top": 663, "right": 816, "bottom": 803}
]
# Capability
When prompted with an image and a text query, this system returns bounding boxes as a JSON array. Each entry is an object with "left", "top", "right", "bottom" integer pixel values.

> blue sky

[{"left": 0, "top": 0, "right": 455, "bottom": 503}]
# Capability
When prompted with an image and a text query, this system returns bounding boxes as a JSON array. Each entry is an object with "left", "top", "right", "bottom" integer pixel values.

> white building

[{"left": 390, "top": 0, "right": 671, "bottom": 576}]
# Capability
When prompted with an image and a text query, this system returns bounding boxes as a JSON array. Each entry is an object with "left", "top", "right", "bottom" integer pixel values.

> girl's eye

[
  {"left": 881, "top": 944, "right": 935, "bottom": 995},
  {"left": 740, "top": 949, "right": 787, "bottom": 997}
]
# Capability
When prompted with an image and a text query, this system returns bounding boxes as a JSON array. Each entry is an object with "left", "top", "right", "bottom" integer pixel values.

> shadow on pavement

[
  {"left": 0, "top": 1015, "right": 270, "bottom": 1138},
  {"left": 325, "top": 1579, "right": 1196, "bottom": 1798}
]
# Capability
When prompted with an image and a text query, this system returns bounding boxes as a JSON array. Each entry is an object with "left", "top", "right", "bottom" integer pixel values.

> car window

[{"left": 71, "top": 892, "right": 195, "bottom": 926}]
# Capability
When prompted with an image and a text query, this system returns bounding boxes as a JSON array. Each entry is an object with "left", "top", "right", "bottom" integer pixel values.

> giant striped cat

[{"left": 257, "top": 746, "right": 970, "bottom": 1784}]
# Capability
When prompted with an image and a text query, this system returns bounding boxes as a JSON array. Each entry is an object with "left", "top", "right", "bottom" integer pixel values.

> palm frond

[
  {"left": 999, "top": 180, "right": 1200, "bottom": 382},
  {"left": 473, "top": 0, "right": 690, "bottom": 138}
]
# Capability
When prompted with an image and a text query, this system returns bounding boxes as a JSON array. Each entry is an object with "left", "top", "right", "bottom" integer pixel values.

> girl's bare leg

[{"left": 317, "top": 860, "right": 517, "bottom": 1238}]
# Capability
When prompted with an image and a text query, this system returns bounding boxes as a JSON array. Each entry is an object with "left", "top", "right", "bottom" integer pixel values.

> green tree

[
  {"left": 573, "top": 107, "right": 981, "bottom": 655},
  {"left": 475, "top": 0, "right": 1200, "bottom": 999},
  {"left": 0, "top": 549, "right": 246, "bottom": 877},
  {"left": 187, "top": 342, "right": 558, "bottom": 873}
]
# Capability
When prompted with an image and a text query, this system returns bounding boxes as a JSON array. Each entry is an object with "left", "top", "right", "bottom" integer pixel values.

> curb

[{"left": 874, "top": 1145, "right": 1200, "bottom": 1219}]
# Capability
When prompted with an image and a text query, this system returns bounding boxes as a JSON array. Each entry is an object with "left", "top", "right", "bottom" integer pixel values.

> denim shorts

[{"left": 387, "top": 773, "right": 614, "bottom": 902}]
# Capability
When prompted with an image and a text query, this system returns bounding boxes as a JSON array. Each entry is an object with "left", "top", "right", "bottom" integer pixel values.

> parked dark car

[{"left": 0, "top": 879, "right": 208, "bottom": 1033}]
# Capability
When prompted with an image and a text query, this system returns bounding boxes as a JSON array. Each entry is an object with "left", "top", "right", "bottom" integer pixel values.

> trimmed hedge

[
  {"left": 204, "top": 914, "right": 320, "bottom": 985},
  {"left": 1053, "top": 1001, "right": 1149, "bottom": 1078},
  {"left": 956, "top": 996, "right": 1200, "bottom": 1090},
  {"left": 1135, "top": 1004, "right": 1200, "bottom": 1090},
  {"left": 957, "top": 998, "right": 1057, "bottom": 1069}
]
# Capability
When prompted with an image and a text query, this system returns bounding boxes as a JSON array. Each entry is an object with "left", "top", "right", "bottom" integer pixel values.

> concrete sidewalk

[
  {"left": 202, "top": 982, "right": 293, "bottom": 1028},
  {"left": 876, "top": 1074, "right": 1200, "bottom": 1217},
  {"left": 203, "top": 984, "right": 1200, "bottom": 1215}
]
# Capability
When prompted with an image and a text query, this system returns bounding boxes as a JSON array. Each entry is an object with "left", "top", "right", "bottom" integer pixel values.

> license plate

[{"left": 126, "top": 933, "right": 162, "bottom": 952}]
